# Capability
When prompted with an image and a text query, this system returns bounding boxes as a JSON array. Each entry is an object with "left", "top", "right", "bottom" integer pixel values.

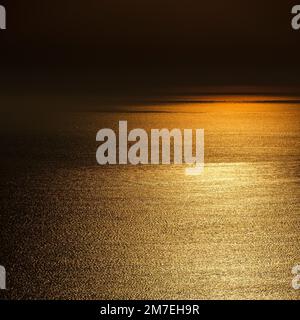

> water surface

[{"left": 0, "top": 99, "right": 300, "bottom": 299}]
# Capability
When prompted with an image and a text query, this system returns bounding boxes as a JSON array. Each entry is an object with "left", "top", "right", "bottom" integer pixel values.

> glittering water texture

[{"left": 0, "top": 101, "right": 299, "bottom": 299}]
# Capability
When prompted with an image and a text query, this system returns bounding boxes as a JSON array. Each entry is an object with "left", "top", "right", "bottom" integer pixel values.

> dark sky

[{"left": 1, "top": 0, "right": 300, "bottom": 100}]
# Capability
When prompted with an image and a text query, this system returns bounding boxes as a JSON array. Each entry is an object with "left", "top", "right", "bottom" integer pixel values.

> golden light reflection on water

[
  {"left": 72, "top": 160, "right": 299, "bottom": 299},
  {"left": 1, "top": 98, "right": 300, "bottom": 299},
  {"left": 83, "top": 101, "right": 300, "bottom": 299}
]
